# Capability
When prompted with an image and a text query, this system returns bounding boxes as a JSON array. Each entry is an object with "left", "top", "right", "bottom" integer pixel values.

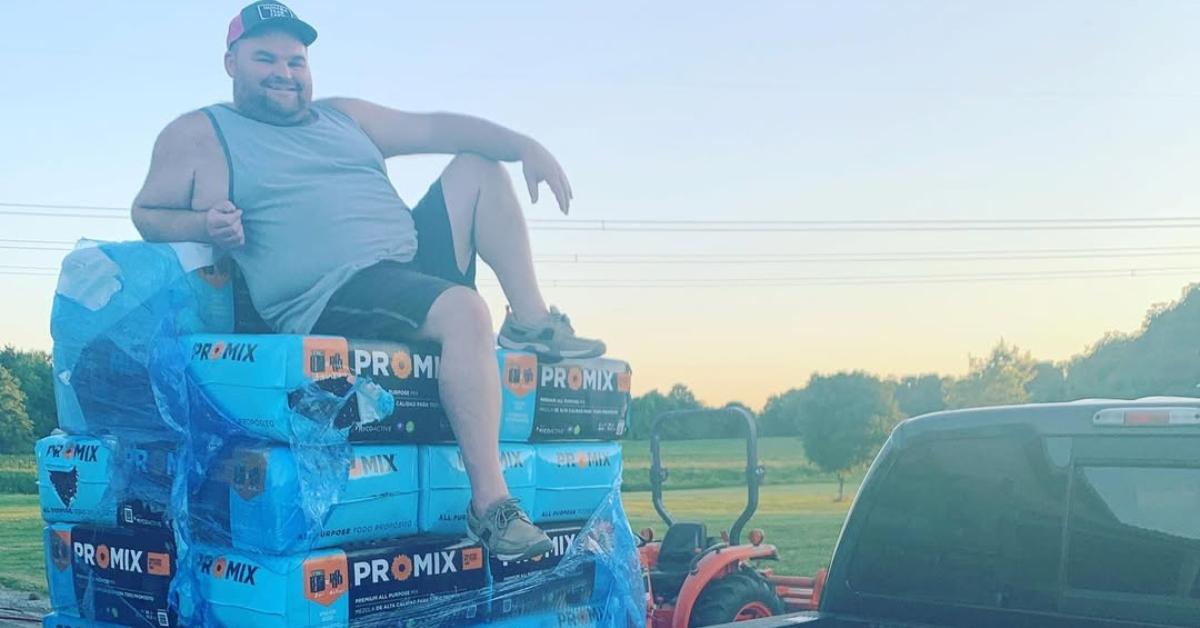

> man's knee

[
  {"left": 423, "top": 286, "right": 493, "bottom": 344},
  {"left": 444, "top": 153, "right": 508, "bottom": 193}
]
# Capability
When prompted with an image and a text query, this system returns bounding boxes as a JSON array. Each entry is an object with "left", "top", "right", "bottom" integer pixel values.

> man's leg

[
  {"left": 413, "top": 285, "right": 507, "bottom": 512},
  {"left": 435, "top": 154, "right": 605, "bottom": 359},
  {"left": 414, "top": 284, "right": 552, "bottom": 560},
  {"left": 439, "top": 153, "right": 548, "bottom": 323}
]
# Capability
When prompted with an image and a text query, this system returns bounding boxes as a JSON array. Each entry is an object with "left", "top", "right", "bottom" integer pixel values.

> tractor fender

[{"left": 671, "top": 543, "right": 778, "bottom": 628}]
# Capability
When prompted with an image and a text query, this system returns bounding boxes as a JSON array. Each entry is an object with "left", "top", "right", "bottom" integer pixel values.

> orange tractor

[{"left": 638, "top": 408, "right": 826, "bottom": 627}]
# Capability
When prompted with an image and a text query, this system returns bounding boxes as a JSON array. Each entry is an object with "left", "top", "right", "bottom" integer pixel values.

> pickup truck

[{"left": 726, "top": 398, "right": 1200, "bottom": 628}]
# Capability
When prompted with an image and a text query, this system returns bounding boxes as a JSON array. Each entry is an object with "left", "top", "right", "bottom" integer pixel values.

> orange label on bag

[
  {"left": 462, "top": 547, "right": 484, "bottom": 571},
  {"left": 303, "top": 338, "right": 350, "bottom": 381},
  {"left": 147, "top": 552, "right": 172, "bottom": 576},
  {"left": 502, "top": 354, "right": 537, "bottom": 398},
  {"left": 303, "top": 554, "right": 349, "bottom": 606},
  {"left": 196, "top": 265, "right": 231, "bottom": 289},
  {"left": 232, "top": 451, "right": 267, "bottom": 501},
  {"left": 52, "top": 530, "right": 71, "bottom": 571},
  {"left": 617, "top": 369, "right": 632, "bottom": 393}
]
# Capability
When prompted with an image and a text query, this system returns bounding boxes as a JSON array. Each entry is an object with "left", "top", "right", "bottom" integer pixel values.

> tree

[
  {"left": 758, "top": 388, "right": 805, "bottom": 436},
  {"left": 1064, "top": 284, "right": 1200, "bottom": 399},
  {"left": 628, "top": 384, "right": 705, "bottom": 440},
  {"left": 894, "top": 374, "right": 945, "bottom": 418},
  {"left": 945, "top": 340, "right": 1036, "bottom": 409},
  {"left": 798, "top": 372, "right": 900, "bottom": 501},
  {"left": 0, "top": 365, "right": 33, "bottom": 453},
  {"left": 1026, "top": 361, "right": 1066, "bottom": 402},
  {"left": 0, "top": 346, "right": 56, "bottom": 439}
]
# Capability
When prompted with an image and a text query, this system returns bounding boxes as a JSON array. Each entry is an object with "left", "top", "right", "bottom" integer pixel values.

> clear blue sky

[{"left": 3, "top": 2, "right": 1200, "bottom": 407}]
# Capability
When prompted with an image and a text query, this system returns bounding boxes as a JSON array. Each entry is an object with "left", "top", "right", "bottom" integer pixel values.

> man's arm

[
  {"left": 131, "top": 112, "right": 244, "bottom": 247},
  {"left": 324, "top": 98, "right": 573, "bottom": 213}
]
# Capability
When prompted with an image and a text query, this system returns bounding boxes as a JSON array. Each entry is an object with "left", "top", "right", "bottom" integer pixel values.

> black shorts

[{"left": 233, "top": 180, "right": 476, "bottom": 341}]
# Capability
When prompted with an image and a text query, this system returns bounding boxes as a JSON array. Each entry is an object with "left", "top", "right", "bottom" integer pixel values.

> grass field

[
  {"left": 0, "top": 494, "right": 46, "bottom": 593},
  {"left": 0, "top": 437, "right": 856, "bottom": 594},
  {"left": 620, "top": 437, "right": 843, "bottom": 491},
  {"left": 624, "top": 482, "right": 855, "bottom": 578},
  {"left": 0, "top": 454, "right": 37, "bottom": 494},
  {"left": 0, "top": 437, "right": 834, "bottom": 495}
]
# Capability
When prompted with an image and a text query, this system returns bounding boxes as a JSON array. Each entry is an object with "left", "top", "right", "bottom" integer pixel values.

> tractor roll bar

[{"left": 649, "top": 407, "right": 763, "bottom": 545}]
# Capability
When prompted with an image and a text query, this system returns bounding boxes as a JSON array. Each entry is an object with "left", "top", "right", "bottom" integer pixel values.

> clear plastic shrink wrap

[{"left": 42, "top": 240, "right": 645, "bottom": 627}]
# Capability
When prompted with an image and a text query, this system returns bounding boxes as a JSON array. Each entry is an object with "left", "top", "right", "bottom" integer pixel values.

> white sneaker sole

[
  {"left": 464, "top": 528, "right": 554, "bottom": 562},
  {"left": 497, "top": 335, "right": 605, "bottom": 360}
]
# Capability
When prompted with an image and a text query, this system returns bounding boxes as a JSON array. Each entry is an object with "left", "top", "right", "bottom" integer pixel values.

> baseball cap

[{"left": 226, "top": 1, "right": 318, "bottom": 49}]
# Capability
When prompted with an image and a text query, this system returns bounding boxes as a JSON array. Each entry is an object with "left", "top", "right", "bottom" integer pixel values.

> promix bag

[
  {"left": 417, "top": 444, "right": 536, "bottom": 534},
  {"left": 224, "top": 444, "right": 420, "bottom": 553},
  {"left": 44, "top": 523, "right": 178, "bottom": 627},
  {"left": 529, "top": 357, "right": 633, "bottom": 441},
  {"left": 36, "top": 433, "right": 175, "bottom": 530},
  {"left": 531, "top": 442, "right": 623, "bottom": 522},
  {"left": 194, "top": 536, "right": 487, "bottom": 627},
  {"left": 488, "top": 522, "right": 594, "bottom": 623},
  {"left": 51, "top": 241, "right": 232, "bottom": 436}
]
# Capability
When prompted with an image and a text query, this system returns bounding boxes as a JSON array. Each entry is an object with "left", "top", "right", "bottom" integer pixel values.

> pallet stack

[{"left": 36, "top": 241, "right": 641, "bottom": 628}]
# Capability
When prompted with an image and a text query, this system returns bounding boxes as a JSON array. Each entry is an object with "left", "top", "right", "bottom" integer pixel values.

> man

[{"left": 131, "top": 1, "right": 605, "bottom": 561}]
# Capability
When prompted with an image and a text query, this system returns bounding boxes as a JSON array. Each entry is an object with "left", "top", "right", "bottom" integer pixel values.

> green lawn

[
  {"left": 0, "top": 437, "right": 855, "bottom": 593},
  {"left": 0, "top": 494, "right": 46, "bottom": 593},
  {"left": 623, "top": 481, "right": 855, "bottom": 577},
  {"left": 620, "top": 437, "right": 844, "bottom": 491},
  {"left": 0, "top": 454, "right": 38, "bottom": 494},
  {"left": 620, "top": 437, "right": 858, "bottom": 577}
]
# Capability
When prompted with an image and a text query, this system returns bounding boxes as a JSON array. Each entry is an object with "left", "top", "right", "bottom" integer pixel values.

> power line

[
  {"left": 524, "top": 220, "right": 1200, "bottom": 233},
  {"left": 6, "top": 241, "right": 1200, "bottom": 263},
  {"left": 2, "top": 201, "right": 1198, "bottom": 224},
  {"left": 0, "top": 210, "right": 128, "bottom": 220},
  {"left": 5, "top": 264, "right": 1199, "bottom": 286},
  {"left": 2, "top": 202, "right": 1200, "bottom": 232},
  {"left": 529, "top": 266, "right": 1200, "bottom": 288},
  {"left": 0, "top": 201, "right": 127, "bottom": 212},
  {"left": 533, "top": 246, "right": 1200, "bottom": 265}
]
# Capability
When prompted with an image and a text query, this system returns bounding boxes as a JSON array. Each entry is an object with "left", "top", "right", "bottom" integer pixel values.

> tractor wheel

[{"left": 689, "top": 569, "right": 784, "bottom": 627}]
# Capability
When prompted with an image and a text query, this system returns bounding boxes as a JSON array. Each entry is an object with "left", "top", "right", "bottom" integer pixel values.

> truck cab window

[{"left": 847, "top": 432, "right": 1068, "bottom": 612}]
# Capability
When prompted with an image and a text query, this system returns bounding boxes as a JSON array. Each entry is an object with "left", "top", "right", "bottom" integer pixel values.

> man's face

[{"left": 224, "top": 29, "right": 313, "bottom": 124}]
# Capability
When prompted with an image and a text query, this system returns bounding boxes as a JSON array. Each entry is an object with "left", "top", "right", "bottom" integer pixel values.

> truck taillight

[
  {"left": 1093, "top": 407, "right": 1200, "bottom": 426},
  {"left": 811, "top": 568, "right": 827, "bottom": 610}
]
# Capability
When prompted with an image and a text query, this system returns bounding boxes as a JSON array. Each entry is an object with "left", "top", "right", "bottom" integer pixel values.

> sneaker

[
  {"left": 466, "top": 497, "right": 554, "bottom": 562},
  {"left": 498, "top": 306, "right": 606, "bottom": 360}
]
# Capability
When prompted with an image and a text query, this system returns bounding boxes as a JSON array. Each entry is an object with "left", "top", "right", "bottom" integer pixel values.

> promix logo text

[
  {"left": 353, "top": 348, "right": 439, "bottom": 380},
  {"left": 540, "top": 366, "right": 616, "bottom": 392},
  {"left": 349, "top": 452, "right": 400, "bottom": 478},
  {"left": 454, "top": 450, "right": 528, "bottom": 473},
  {"left": 44, "top": 443, "right": 99, "bottom": 462},
  {"left": 555, "top": 451, "right": 613, "bottom": 468},
  {"left": 352, "top": 548, "right": 482, "bottom": 586},
  {"left": 74, "top": 542, "right": 144, "bottom": 573},
  {"left": 199, "top": 555, "right": 259, "bottom": 585},
  {"left": 191, "top": 340, "right": 258, "bottom": 363}
]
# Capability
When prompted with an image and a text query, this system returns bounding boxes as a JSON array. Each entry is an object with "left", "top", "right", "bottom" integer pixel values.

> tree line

[
  {"left": 2, "top": 283, "right": 1199, "bottom": 458},
  {"left": 628, "top": 283, "right": 1200, "bottom": 499}
]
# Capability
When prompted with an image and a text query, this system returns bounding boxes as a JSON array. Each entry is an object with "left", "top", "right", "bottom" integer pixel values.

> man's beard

[{"left": 233, "top": 78, "right": 310, "bottom": 124}]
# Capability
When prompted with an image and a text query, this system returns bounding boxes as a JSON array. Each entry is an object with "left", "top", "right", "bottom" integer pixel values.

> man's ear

[{"left": 224, "top": 49, "right": 236, "bottom": 78}]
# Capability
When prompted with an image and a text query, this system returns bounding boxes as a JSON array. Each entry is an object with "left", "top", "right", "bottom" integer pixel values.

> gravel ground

[{"left": 0, "top": 586, "right": 48, "bottom": 627}]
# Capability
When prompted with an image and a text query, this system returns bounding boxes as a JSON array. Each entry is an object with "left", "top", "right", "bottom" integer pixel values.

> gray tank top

[{"left": 203, "top": 102, "right": 418, "bottom": 334}]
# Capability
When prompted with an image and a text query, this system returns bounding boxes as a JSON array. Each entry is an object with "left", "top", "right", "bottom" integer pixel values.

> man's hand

[
  {"left": 206, "top": 201, "right": 245, "bottom": 249},
  {"left": 521, "top": 141, "right": 573, "bottom": 215}
]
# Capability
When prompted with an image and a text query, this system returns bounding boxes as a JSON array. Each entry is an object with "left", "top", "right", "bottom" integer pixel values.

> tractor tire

[{"left": 689, "top": 569, "right": 785, "bottom": 627}]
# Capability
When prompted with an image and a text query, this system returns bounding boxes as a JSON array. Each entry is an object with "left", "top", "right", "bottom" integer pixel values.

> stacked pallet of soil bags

[{"left": 38, "top": 240, "right": 644, "bottom": 628}]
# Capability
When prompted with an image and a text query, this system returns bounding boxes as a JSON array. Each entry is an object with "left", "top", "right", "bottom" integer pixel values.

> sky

[{"left": 2, "top": 1, "right": 1200, "bottom": 409}]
